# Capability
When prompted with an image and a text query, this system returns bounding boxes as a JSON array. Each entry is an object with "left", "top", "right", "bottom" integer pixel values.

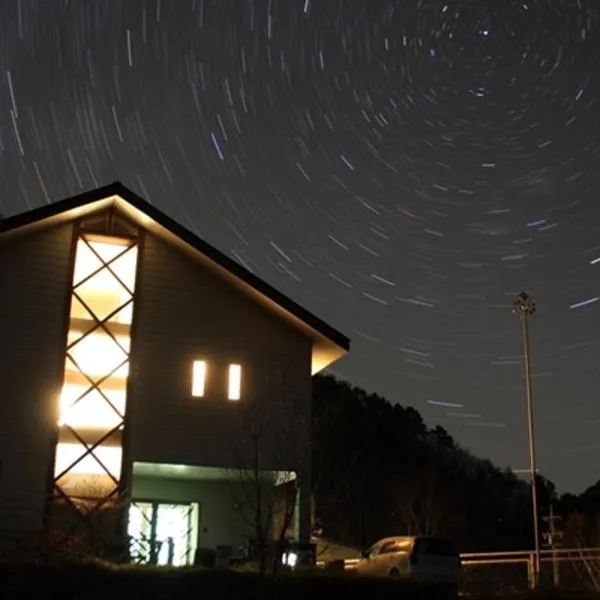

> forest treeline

[{"left": 311, "top": 374, "right": 600, "bottom": 552}]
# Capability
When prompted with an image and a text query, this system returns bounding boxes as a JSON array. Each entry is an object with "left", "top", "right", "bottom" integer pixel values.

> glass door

[
  {"left": 155, "top": 504, "right": 194, "bottom": 566},
  {"left": 128, "top": 502, "right": 154, "bottom": 564},
  {"left": 128, "top": 501, "right": 196, "bottom": 566}
]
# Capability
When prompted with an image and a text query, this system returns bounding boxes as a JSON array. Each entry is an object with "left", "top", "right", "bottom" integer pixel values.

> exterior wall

[
  {"left": 0, "top": 224, "right": 73, "bottom": 536},
  {"left": 127, "top": 233, "right": 313, "bottom": 474},
  {"left": 131, "top": 475, "right": 249, "bottom": 552}
]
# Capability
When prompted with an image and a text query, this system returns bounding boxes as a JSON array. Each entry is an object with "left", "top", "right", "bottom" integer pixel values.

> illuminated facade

[{"left": 0, "top": 182, "right": 350, "bottom": 564}]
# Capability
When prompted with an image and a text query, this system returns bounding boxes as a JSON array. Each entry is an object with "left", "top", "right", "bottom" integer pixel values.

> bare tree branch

[
  {"left": 225, "top": 376, "right": 309, "bottom": 576},
  {"left": 391, "top": 465, "right": 459, "bottom": 538}
]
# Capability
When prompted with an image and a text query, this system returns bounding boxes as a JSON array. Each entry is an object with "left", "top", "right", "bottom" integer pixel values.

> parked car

[{"left": 354, "top": 535, "right": 461, "bottom": 592}]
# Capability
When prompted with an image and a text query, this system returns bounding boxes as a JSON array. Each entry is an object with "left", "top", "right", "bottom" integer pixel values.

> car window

[
  {"left": 379, "top": 539, "right": 412, "bottom": 554},
  {"left": 379, "top": 542, "right": 398, "bottom": 554},
  {"left": 366, "top": 543, "right": 381, "bottom": 557}
]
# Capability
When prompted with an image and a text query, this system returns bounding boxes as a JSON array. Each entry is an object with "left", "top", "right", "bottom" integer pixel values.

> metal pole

[
  {"left": 527, "top": 554, "right": 535, "bottom": 590},
  {"left": 522, "top": 312, "right": 541, "bottom": 586},
  {"left": 549, "top": 505, "right": 560, "bottom": 587}
]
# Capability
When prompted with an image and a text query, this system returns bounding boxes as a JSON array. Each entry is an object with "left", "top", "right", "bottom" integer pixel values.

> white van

[{"left": 354, "top": 535, "right": 461, "bottom": 591}]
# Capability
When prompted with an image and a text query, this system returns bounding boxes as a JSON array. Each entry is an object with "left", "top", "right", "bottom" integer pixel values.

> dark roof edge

[
  {"left": 0, "top": 182, "right": 123, "bottom": 233},
  {"left": 0, "top": 181, "right": 350, "bottom": 352}
]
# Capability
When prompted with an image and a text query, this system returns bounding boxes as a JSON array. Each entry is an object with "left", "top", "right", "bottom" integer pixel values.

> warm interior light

[
  {"left": 228, "top": 364, "right": 242, "bottom": 401},
  {"left": 66, "top": 330, "right": 130, "bottom": 379},
  {"left": 55, "top": 443, "right": 122, "bottom": 478},
  {"left": 54, "top": 230, "right": 139, "bottom": 498},
  {"left": 59, "top": 384, "right": 126, "bottom": 428},
  {"left": 192, "top": 361, "right": 207, "bottom": 397},
  {"left": 73, "top": 238, "right": 138, "bottom": 289},
  {"left": 71, "top": 238, "right": 138, "bottom": 323},
  {"left": 71, "top": 293, "right": 134, "bottom": 325}
]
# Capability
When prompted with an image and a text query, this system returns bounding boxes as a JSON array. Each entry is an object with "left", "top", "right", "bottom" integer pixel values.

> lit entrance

[{"left": 127, "top": 501, "right": 198, "bottom": 566}]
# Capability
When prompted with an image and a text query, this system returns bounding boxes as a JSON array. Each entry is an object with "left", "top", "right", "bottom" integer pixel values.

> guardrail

[{"left": 462, "top": 547, "right": 600, "bottom": 589}]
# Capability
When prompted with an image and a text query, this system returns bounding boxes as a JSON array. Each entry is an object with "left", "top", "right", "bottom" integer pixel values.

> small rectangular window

[
  {"left": 192, "top": 361, "right": 207, "bottom": 397},
  {"left": 228, "top": 364, "right": 242, "bottom": 401}
]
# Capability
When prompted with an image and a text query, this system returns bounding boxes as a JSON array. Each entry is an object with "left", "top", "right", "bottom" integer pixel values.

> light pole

[{"left": 512, "top": 291, "right": 540, "bottom": 586}]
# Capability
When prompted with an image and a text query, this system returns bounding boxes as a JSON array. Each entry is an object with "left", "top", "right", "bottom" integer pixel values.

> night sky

[{"left": 0, "top": 0, "right": 598, "bottom": 493}]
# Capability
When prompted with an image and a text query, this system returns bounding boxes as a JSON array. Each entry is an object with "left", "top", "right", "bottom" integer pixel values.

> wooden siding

[
  {"left": 0, "top": 224, "right": 73, "bottom": 535},
  {"left": 128, "top": 233, "right": 313, "bottom": 473}
]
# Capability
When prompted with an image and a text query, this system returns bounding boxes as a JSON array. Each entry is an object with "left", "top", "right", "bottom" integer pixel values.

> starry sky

[{"left": 0, "top": 0, "right": 598, "bottom": 493}]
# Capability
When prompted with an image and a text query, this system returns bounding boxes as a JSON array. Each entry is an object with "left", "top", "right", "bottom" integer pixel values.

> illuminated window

[
  {"left": 66, "top": 330, "right": 131, "bottom": 379},
  {"left": 54, "top": 229, "right": 139, "bottom": 506},
  {"left": 59, "top": 384, "right": 126, "bottom": 429},
  {"left": 192, "top": 361, "right": 207, "bottom": 397},
  {"left": 70, "top": 237, "right": 138, "bottom": 324},
  {"left": 55, "top": 443, "right": 123, "bottom": 478},
  {"left": 228, "top": 364, "right": 242, "bottom": 401}
]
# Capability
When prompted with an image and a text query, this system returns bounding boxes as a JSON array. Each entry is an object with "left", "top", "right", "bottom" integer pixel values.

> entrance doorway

[{"left": 128, "top": 501, "right": 198, "bottom": 566}]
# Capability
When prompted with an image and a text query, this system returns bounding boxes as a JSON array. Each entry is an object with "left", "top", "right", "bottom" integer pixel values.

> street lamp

[{"left": 512, "top": 291, "right": 540, "bottom": 586}]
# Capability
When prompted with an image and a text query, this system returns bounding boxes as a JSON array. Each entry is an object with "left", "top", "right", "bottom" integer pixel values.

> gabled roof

[{"left": 0, "top": 182, "right": 349, "bottom": 373}]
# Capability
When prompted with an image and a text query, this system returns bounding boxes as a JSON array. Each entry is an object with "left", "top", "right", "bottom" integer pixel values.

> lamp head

[{"left": 512, "top": 291, "right": 536, "bottom": 316}]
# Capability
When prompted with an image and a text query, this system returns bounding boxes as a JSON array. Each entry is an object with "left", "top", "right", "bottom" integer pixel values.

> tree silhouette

[{"left": 311, "top": 373, "right": 563, "bottom": 552}]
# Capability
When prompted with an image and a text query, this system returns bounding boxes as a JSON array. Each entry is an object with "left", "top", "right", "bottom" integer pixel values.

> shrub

[{"left": 1, "top": 561, "right": 599, "bottom": 600}]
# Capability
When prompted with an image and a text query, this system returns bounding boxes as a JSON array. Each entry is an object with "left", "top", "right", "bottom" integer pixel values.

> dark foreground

[{"left": 1, "top": 561, "right": 599, "bottom": 600}]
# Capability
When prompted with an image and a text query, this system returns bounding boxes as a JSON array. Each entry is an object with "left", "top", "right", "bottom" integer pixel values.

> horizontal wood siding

[
  {"left": 0, "top": 224, "right": 73, "bottom": 535},
  {"left": 128, "top": 233, "right": 312, "bottom": 472}
]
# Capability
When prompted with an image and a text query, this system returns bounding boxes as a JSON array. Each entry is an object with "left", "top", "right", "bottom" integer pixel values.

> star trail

[{"left": 0, "top": 0, "right": 598, "bottom": 492}]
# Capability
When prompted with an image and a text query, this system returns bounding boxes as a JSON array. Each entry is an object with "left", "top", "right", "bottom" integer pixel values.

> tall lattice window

[{"left": 54, "top": 229, "right": 139, "bottom": 507}]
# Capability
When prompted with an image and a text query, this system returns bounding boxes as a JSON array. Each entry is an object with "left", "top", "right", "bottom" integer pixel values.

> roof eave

[
  {"left": 0, "top": 183, "right": 351, "bottom": 370},
  {"left": 312, "top": 341, "right": 348, "bottom": 375}
]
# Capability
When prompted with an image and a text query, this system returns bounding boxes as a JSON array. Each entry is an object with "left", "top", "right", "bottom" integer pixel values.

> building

[{"left": 0, "top": 182, "right": 349, "bottom": 565}]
